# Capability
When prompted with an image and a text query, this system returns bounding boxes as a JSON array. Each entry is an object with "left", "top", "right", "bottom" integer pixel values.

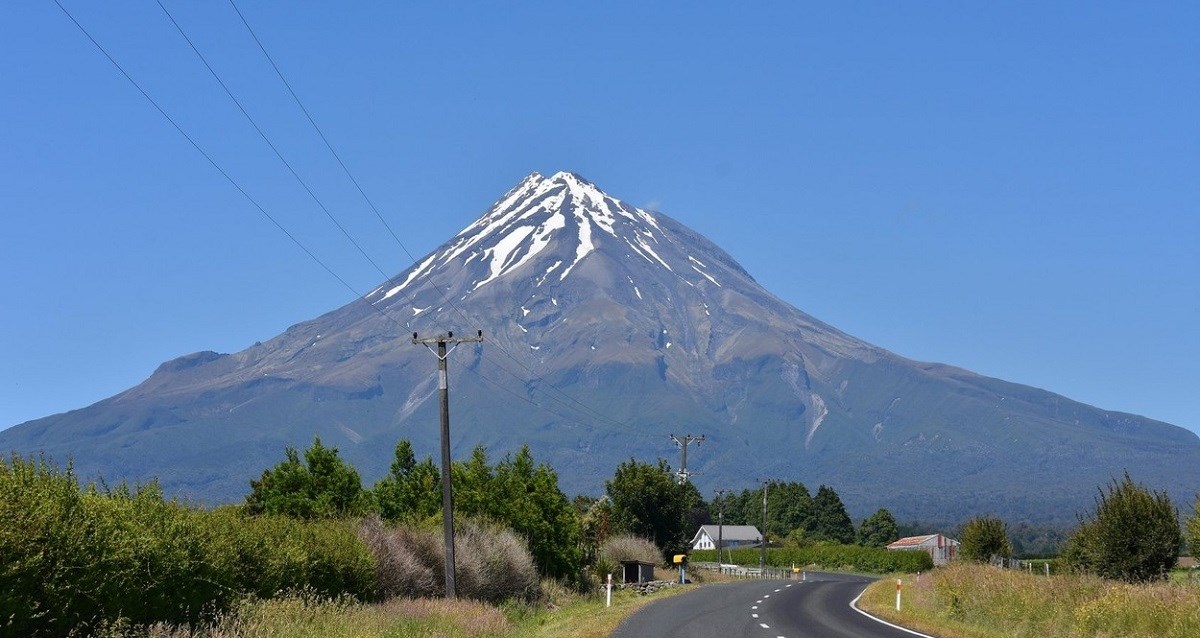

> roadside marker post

[
  {"left": 606, "top": 573, "right": 612, "bottom": 607},
  {"left": 896, "top": 579, "right": 902, "bottom": 611}
]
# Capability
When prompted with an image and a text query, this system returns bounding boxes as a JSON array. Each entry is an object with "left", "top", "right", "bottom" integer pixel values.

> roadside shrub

[
  {"left": 0, "top": 454, "right": 375, "bottom": 636},
  {"left": 600, "top": 534, "right": 661, "bottom": 565},
  {"left": 357, "top": 516, "right": 538, "bottom": 604},
  {"left": 358, "top": 516, "right": 441, "bottom": 599},
  {"left": 1063, "top": 472, "right": 1182, "bottom": 583},
  {"left": 455, "top": 520, "right": 539, "bottom": 603},
  {"left": 958, "top": 516, "right": 1013, "bottom": 563}
]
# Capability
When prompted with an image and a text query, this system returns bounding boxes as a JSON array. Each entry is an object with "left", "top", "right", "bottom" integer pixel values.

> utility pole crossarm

[{"left": 669, "top": 433, "right": 705, "bottom": 485}]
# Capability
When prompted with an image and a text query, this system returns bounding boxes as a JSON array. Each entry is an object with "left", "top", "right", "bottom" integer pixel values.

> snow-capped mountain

[{"left": 4, "top": 171, "right": 1199, "bottom": 525}]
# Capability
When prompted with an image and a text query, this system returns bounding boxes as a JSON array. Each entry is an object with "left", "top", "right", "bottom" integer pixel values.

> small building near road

[
  {"left": 690, "top": 525, "right": 763, "bottom": 551},
  {"left": 887, "top": 533, "right": 959, "bottom": 566},
  {"left": 619, "top": 560, "right": 656, "bottom": 584}
]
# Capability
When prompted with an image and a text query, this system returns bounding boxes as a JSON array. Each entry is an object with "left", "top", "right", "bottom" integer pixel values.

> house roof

[
  {"left": 692, "top": 525, "right": 762, "bottom": 545},
  {"left": 887, "top": 534, "right": 959, "bottom": 549}
]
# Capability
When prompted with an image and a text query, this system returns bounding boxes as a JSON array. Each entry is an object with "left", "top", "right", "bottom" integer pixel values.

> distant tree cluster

[{"left": 712, "top": 480, "right": 865, "bottom": 547}]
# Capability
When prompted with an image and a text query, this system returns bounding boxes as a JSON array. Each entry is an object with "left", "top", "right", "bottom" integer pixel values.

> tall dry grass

[
  {"left": 860, "top": 562, "right": 1200, "bottom": 638},
  {"left": 88, "top": 594, "right": 512, "bottom": 638},
  {"left": 357, "top": 516, "right": 539, "bottom": 604}
]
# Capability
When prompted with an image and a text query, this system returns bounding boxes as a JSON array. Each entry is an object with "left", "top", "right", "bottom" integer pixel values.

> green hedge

[
  {"left": 691, "top": 544, "right": 934, "bottom": 573},
  {"left": 0, "top": 454, "right": 374, "bottom": 636}
]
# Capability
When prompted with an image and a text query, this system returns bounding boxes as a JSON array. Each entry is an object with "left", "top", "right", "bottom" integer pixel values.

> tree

[
  {"left": 680, "top": 480, "right": 711, "bottom": 537},
  {"left": 487, "top": 446, "right": 583, "bottom": 580},
  {"left": 857, "top": 509, "right": 899, "bottom": 548},
  {"left": 1188, "top": 492, "right": 1200, "bottom": 562},
  {"left": 606, "top": 458, "right": 687, "bottom": 558},
  {"left": 1063, "top": 472, "right": 1182, "bottom": 583},
  {"left": 246, "top": 436, "right": 372, "bottom": 518},
  {"left": 958, "top": 516, "right": 1013, "bottom": 562},
  {"left": 811, "top": 485, "right": 855, "bottom": 544},
  {"left": 372, "top": 439, "right": 440, "bottom": 522},
  {"left": 768, "top": 481, "right": 815, "bottom": 539}
]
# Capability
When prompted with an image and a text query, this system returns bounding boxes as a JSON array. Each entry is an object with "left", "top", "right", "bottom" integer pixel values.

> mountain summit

[{"left": 4, "top": 172, "right": 1198, "bottom": 524}]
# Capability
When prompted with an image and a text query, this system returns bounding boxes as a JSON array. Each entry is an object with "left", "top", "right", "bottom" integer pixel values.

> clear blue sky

[{"left": 1, "top": 2, "right": 1197, "bottom": 434}]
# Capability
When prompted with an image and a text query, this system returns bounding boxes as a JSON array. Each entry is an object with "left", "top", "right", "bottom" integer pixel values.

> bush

[
  {"left": 959, "top": 517, "right": 1013, "bottom": 563},
  {"left": 1063, "top": 472, "right": 1182, "bottom": 583},
  {"left": 599, "top": 534, "right": 662, "bottom": 565},
  {"left": 357, "top": 516, "right": 539, "bottom": 604},
  {"left": 0, "top": 454, "right": 375, "bottom": 636},
  {"left": 454, "top": 520, "right": 540, "bottom": 603}
]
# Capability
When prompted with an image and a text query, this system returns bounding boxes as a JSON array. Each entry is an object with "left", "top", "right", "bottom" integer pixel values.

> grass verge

[
  {"left": 90, "top": 582, "right": 688, "bottom": 638},
  {"left": 856, "top": 563, "right": 1200, "bottom": 638}
]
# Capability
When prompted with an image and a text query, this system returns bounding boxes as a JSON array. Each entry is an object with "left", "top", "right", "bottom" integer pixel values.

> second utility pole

[
  {"left": 413, "top": 330, "right": 483, "bottom": 600},
  {"left": 669, "top": 434, "right": 705, "bottom": 484}
]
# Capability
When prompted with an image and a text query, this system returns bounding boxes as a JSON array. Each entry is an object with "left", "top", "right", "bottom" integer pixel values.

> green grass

[{"left": 857, "top": 563, "right": 1200, "bottom": 638}]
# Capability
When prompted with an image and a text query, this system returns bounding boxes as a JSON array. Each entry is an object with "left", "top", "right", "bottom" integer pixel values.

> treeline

[
  {"left": 714, "top": 480, "right": 900, "bottom": 547},
  {"left": 0, "top": 441, "right": 944, "bottom": 636}
]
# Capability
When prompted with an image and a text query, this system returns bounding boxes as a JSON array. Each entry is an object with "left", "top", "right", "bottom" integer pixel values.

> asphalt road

[{"left": 610, "top": 572, "right": 932, "bottom": 638}]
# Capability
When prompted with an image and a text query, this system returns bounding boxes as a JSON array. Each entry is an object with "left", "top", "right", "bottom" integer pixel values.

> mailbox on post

[{"left": 673, "top": 554, "right": 688, "bottom": 583}]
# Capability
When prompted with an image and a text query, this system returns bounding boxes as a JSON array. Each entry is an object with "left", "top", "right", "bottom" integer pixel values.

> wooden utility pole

[
  {"left": 669, "top": 434, "right": 704, "bottom": 484},
  {"left": 757, "top": 478, "right": 773, "bottom": 570},
  {"left": 412, "top": 330, "right": 483, "bottom": 599},
  {"left": 713, "top": 488, "right": 730, "bottom": 564}
]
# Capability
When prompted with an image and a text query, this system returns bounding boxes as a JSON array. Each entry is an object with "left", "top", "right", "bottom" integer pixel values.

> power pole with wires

[
  {"left": 757, "top": 478, "right": 774, "bottom": 570},
  {"left": 669, "top": 434, "right": 705, "bottom": 484},
  {"left": 412, "top": 330, "right": 483, "bottom": 599},
  {"left": 713, "top": 488, "right": 730, "bottom": 564}
]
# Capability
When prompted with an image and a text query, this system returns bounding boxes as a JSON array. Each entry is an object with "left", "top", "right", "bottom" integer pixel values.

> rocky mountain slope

[{"left": 4, "top": 171, "right": 1198, "bottom": 524}]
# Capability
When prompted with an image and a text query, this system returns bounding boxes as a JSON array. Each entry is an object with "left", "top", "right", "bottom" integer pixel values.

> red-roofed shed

[{"left": 886, "top": 534, "right": 959, "bottom": 566}]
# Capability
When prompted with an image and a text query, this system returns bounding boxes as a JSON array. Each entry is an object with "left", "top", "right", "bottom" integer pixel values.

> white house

[
  {"left": 690, "top": 525, "right": 762, "bottom": 551},
  {"left": 886, "top": 533, "right": 960, "bottom": 566}
]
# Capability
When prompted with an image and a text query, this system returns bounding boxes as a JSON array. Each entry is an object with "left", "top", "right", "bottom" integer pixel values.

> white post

[
  {"left": 606, "top": 573, "right": 612, "bottom": 607},
  {"left": 802, "top": 571, "right": 807, "bottom": 582},
  {"left": 1045, "top": 563, "right": 1050, "bottom": 577},
  {"left": 895, "top": 578, "right": 902, "bottom": 611}
]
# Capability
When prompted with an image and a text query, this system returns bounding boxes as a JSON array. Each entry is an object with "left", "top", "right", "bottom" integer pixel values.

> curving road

[{"left": 611, "top": 572, "right": 932, "bottom": 638}]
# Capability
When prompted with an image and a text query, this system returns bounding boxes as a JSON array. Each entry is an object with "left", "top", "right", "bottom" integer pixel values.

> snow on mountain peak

[{"left": 370, "top": 172, "right": 685, "bottom": 302}]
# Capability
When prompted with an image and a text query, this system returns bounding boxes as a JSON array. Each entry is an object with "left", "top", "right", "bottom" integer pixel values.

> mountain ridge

[{"left": 3, "top": 171, "right": 1197, "bottom": 526}]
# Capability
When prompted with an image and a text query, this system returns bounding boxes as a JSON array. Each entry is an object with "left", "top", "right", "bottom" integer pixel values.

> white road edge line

[{"left": 849, "top": 585, "right": 937, "bottom": 638}]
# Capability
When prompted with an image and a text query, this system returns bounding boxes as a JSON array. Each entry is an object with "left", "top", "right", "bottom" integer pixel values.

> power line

[
  {"left": 165, "top": 1, "right": 637, "bottom": 436},
  {"left": 155, "top": 0, "right": 395, "bottom": 285},
  {"left": 61, "top": 1, "right": 653, "bottom": 445},
  {"left": 225, "top": 0, "right": 413, "bottom": 261},
  {"left": 50, "top": 0, "right": 361, "bottom": 302},
  {"left": 222, "top": 3, "right": 634, "bottom": 432}
]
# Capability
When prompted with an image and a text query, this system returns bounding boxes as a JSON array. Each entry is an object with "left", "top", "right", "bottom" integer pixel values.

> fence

[{"left": 691, "top": 561, "right": 793, "bottom": 579}]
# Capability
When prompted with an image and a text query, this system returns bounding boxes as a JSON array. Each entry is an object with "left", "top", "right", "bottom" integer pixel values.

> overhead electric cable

[
  {"left": 155, "top": 0, "right": 396, "bottom": 285},
  {"left": 50, "top": 0, "right": 360, "bottom": 299},
  {"left": 55, "top": 1, "right": 651, "bottom": 442},
  {"left": 224, "top": 2, "right": 639, "bottom": 433},
  {"left": 226, "top": 0, "right": 412, "bottom": 259}
]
